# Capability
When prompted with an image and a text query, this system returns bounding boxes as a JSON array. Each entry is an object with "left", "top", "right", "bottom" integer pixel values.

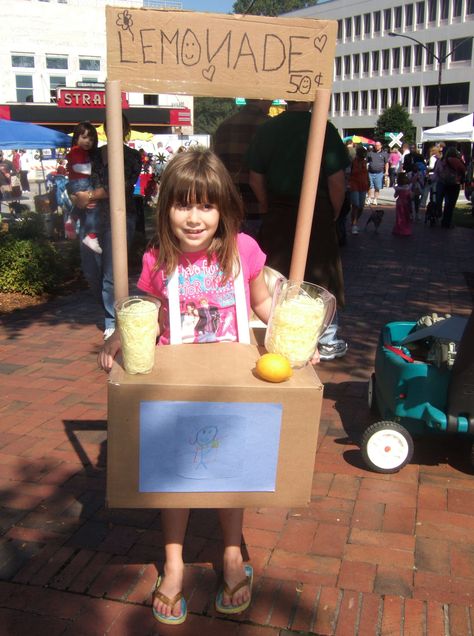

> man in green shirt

[{"left": 247, "top": 101, "right": 350, "bottom": 360}]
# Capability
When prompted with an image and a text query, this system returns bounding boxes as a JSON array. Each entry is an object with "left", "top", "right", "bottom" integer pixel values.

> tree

[
  {"left": 232, "top": 0, "right": 318, "bottom": 16},
  {"left": 193, "top": 97, "right": 238, "bottom": 136},
  {"left": 374, "top": 104, "right": 416, "bottom": 145}
]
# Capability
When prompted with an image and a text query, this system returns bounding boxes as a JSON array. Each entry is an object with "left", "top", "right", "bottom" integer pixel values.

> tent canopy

[
  {"left": 421, "top": 114, "right": 474, "bottom": 143},
  {"left": 0, "top": 118, "right": 71, "bottom": 149}
]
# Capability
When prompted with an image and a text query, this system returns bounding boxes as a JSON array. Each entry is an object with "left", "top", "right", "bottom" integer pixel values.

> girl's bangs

[{"left": 173, "top": 164, "right": 222, "bottom": 206}]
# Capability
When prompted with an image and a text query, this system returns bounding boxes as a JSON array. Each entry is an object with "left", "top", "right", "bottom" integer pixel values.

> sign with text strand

[{"left": 106, "top": 7, "right": 336, "bottom": 101}]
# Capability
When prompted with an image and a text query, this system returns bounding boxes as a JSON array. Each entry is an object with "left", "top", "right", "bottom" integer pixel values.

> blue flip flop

[
  {"left": 152, "top": 576, "right": 187, "bottom": 625},
  {"left": 215, "top": 564, "right": 253, "bottom": 614}
]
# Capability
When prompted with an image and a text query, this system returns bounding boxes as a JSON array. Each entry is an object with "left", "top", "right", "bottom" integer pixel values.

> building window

[
  {"left": 391, "top": 87, "right": 398, "bottom": 104},
  {"left": 414, "top": 44, "right": 423, "bottom": 66},
  {"left": 335, "top": 56, "right": 342, "bottom": 77},
  {"left": 416, "top": 1, "right": 425, "bottom": 23},
  {"left": 426, "top": 42, "right": 435, "bottom": 64},
  {"left": 405, "top": 4, "right": 413, "bottom": 27},
  {"left": 395, "top": 6, "right": 402, "bottom": 28},
  {"left": 352, "top": 92, "right": 359, "bottom": 111},
  {"left": 425, "top": 82, "right": 469, "bottom": 106},
  {"left": 337, "top": 20, "right": 342, "bottom": 39},
  {"left": 344, "top": 55, "right": 351, "bottom": 76},
  {"left": 16, "top": 75, "right": 33, "bottom": 102},
  {"left": 453, "top": 0, "right": 462, "bottom": 16},
  {"left": 372, "top": 50, "right": 380, "bottom": 72},
  {"left": 361, "top": 90, "right": 368, "bottom": 110},
  {"left": 413, "top": 85, "right": 420, "bottom": 107},
  {"left": 363, "top": 52, "right": 370, "bottom": 73},
  {"left": 401, "top": 87, "right": 409, "bottom": 107},
  {"left": 345, "top": 17, "right": 352, "bottom": 38},
  {"left": 451, "top": 38, "right": 473, "bottom": 62},
  {"left": 428, "top": 0, "right": 437, "bottom": 21},
  {"left": 334, "top": 93, "right": 341, "bottom": 111},
  {"left": 79, "top": 58, "right": 100, "bottom": 71},
  {"left": 438, "top": 40, "right": 447, "bottom": 60},
  {"left": 468, "top": 0, "right": 474, "bottom": 14},
  {"left": 144, "top": 94, "right": 159, "bottom": 105},
  {"left": 440, "top": 0, "right": 449, "bottom": 20},
  {"left": 403, "top": 46, "right": 412, "bottom": 68},
  {"left": 11, "top": 54, "right": 34, "bottom": 68},
  {"left": 384, "top": 8, "right": 391, "bottom": 30},
  {"left": 343, "top": 92, "right": 350, "bottom": 112},
  {"left": 353, "top": 54, "right": 360, "bottom": 75},
  {"left": 374, "top": 11, "right": 381, "bottom": 32},
  {"left": 371, "top": 90, "right": 378, "bottom": 110},
  {"left": 364, "top": 13, "right": 371, "bottom": 35},
  {"left": 46, "top": 55, "right": 68, "bottom": 69},
  {"left": 382, "top": 49, "right": 390, "bottom": 70},
  {"left": 392, "top": 47, "right": 400, "bottom": 69},
  {"left": 381, "top": 89, "right": 388, "bottom": 108},
  {"left": 49, "top": 75, "right": 65, "bottom": 102},
  {"left": 355, "top": 15, "right": 361, "bottom": 36}
]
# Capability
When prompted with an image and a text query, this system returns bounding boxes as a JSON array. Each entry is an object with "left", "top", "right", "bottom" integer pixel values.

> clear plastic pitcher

[
  {"left": 265, "top": 279, "right": 336, "bottom": 368},
  {"left": 115, "top": 296, "right": 160, "bottom": 374}
]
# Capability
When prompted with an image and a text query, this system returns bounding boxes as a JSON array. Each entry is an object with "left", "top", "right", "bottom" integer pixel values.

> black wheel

[
  {"left": 361, "top": 421, "right": 414, "bottom": 473},
  {"left": 368, "top": 373, "right": 378, "bottom": 415}
]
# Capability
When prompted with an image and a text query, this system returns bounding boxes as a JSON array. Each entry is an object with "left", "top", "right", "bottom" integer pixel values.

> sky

[{"left": 180, "top": 1, "right": 235, "bottom": 12}]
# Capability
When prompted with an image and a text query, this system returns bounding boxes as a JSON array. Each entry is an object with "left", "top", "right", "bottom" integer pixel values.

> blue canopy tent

[{"left": 0, "top": 118, "right": 71, "bottom": 149}]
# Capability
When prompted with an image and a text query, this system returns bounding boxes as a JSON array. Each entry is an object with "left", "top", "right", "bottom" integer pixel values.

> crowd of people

[{"left": 341, "top": 138, "right": 468, "bottom": 238}]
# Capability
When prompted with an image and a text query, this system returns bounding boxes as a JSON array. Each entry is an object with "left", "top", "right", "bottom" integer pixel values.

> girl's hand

[
  {"left": 98, "top": 332, "right": 121, "bottom": 372},
  {"left": 310, "top": 350, "right": 320, "bottom": 365}
]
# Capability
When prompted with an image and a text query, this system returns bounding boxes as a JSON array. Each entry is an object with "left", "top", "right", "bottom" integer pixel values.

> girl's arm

[{"left": 249, "top": 270, "right": 272, "bottom": 324}]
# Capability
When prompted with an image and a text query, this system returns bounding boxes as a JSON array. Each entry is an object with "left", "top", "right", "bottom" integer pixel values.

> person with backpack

[{"left": 434, "top": 146, "right": 467, "bottom": 228}]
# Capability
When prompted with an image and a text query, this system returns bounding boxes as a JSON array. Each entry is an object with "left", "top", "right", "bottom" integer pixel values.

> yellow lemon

[{"left": 255, "top": 353, "right": 293, "bottom": 383}]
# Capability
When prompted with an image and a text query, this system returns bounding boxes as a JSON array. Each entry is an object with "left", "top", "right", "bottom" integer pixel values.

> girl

[
  {"left": 67, "top": 122, "right": 101, "bottom": 253},
  {"left": 392, "top": 172, "right": 412, "bottom": 236},
  {"left": 410, "top": 163, "right": 425, "bottom": 221},
  {"left": 99, "top": 150, "right": 277, "bottom": 625}
]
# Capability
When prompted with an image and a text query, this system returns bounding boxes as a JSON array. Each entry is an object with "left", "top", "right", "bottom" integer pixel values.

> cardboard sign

[{"left": 106, "top": 7, "right": 336, "bottom": 100}]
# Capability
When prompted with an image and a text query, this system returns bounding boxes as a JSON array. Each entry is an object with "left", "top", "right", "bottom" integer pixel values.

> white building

[
  {"left": 286, "top": 0, "right": 474, "bottom": 141},
  {"left": 0, "top": 0, "right": 193, "bottom": 133}
]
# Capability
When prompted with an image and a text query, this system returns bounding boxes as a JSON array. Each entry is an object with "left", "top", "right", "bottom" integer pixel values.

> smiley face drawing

[
  {"left": 191, "top": 425, "right": 219, "bottom": 469},
  {"left": 181, "top": 29, "right": 201, "bottom": 66},
  {"left": 299, "top": 75, "right": 312, "bottom": 94}
]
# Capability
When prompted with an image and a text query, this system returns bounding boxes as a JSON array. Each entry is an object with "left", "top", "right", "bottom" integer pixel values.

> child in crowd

[
  {"left": 98, "top": 150, "right": 296, "bottom": 625},
  {"left": 67, "top": 122, "right": 101, "bottom": 254},
  {"left": 392, "top": 172, "right": 412, "bottom": 236}
]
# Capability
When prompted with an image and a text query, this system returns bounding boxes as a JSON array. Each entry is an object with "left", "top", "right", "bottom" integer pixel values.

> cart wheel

[
  {"left": 368, "top": 373, "right": 378, "bottom": 415},
  {"left": 361, "top": 421, "right": 414, "bottom": 473}
]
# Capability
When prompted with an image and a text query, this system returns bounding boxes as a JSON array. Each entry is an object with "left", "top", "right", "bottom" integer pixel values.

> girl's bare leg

[
  {"left": 218, "top": 508, "right": 251, "bottom": 608},
  {"left": 154, "top": 508, "right": 190, "bottom": 618}
]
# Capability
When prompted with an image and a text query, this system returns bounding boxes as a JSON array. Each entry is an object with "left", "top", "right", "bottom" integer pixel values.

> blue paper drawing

[{"left": 139, "top": 401, "right": 282, "bottom": 493}]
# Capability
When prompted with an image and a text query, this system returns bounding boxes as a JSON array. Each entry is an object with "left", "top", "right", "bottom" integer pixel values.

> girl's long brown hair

[{"left": 151, "top": 150, "right": 244, "bottom": 282}]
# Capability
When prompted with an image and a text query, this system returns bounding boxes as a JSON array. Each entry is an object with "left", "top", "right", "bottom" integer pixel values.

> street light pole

[{"left": 388, "top": 32, "right": 472, "bottom": 127}]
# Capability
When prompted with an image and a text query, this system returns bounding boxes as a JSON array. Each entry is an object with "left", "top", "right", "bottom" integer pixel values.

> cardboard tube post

[
  {"left": 105, "top": 80, "right": 129, "bottom": 301},
  {"left": 289, "top": 89, "right": 332, "bottom": 282}
]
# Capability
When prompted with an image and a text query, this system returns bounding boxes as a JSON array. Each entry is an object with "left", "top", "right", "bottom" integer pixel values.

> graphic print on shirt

[{"left": 178, "top": 258, "right": 237, "bottom": 344}]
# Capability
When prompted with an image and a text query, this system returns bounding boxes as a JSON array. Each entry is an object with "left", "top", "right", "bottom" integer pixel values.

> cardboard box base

[{"left": 107, "top": 342, "right": 322, "bottom": 508}]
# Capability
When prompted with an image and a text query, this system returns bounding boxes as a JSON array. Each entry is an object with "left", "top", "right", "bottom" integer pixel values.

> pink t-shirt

[{"left": 137, "top": 233, "right": 266, "bottom": 345}]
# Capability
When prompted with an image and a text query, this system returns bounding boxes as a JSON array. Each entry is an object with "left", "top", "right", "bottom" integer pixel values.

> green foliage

[
  {"left": 6, "top": 210, "right": 46, "bottom": 241},
  {"left": 193, "top": 97, "right": 238, "bottom": 135},
  {"left": 374, "top": 104, "right": 416, "bottom": 145},
  {"left": 233, "top": 0, "right": 318, "bottom": 15}
]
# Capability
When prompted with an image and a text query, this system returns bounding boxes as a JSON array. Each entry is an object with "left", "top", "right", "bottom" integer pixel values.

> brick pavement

[{"left": 0, "top": 205, "right": 473, "bottom": 635}]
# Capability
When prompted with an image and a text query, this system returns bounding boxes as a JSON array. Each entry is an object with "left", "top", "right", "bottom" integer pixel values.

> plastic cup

[
  {"left": 265, "top": 279, "right": 336, "bottom": 368},
  {"left": 115, "top": 296, "right": 160, "bottom": 374}
]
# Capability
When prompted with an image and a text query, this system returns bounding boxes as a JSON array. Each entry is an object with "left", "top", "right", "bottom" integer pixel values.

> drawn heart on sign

[
  {"left": 202, "top": 65, "right": 216, "bottom": 82},
  {"left": 314, "top": 35, "right": 327, "bottom": 53}
]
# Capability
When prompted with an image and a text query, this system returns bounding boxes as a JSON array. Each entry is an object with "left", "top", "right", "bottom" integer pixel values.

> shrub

[
  {"left": 0, "top": 233, "right": 67, "bottom": 295},
  {"left": 7, "top": 210, "right": 47, "bottom": 240}
]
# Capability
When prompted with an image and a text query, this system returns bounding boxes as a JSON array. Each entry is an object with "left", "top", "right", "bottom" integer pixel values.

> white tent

[{"left": 421, "top": 114, "right": 474, "bottom": 143}]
